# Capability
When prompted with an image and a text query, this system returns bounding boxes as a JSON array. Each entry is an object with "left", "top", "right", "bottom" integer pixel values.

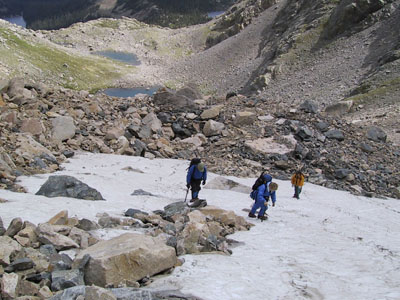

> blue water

[
  {"left": 93, "top": 51, "right": 141, "bottom": 66},
  {"left": 103, "top": 87, "right": 159, "bottom": 98},
  {"left": 2, "top": 15, "right": 26, "bottom": 27},
  {"left": 207, "top": 11, "right": 225, "bottom": 18}
]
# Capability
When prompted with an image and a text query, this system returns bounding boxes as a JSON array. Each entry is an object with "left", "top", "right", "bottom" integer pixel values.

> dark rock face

[
  {"left": 35, "top": 175, "right": 104, "bottom": 200},
  {"left": 153, "top": 88, "right": 198, "bottom": 112}
]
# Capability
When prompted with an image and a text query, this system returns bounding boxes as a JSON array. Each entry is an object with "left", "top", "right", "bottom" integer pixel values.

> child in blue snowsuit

[
  {"left": 186, "top": 162, "right": 207, "bottom": 202},
  {"left": 249, "top": 174, "right": 277, "bottom": 220}
]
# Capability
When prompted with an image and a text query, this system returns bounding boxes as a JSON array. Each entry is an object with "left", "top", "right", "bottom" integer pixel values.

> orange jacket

[{"left": 291, "top": 173, "right": 305, "bottom": 186}]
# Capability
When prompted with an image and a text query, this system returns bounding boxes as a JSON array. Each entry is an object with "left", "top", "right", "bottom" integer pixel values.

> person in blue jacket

[
  {"left": 249, "top": 174, "right": 278, "bottom": 220},
  {"left": 186, "top": 161, "right": 207, "bottom": 202}
]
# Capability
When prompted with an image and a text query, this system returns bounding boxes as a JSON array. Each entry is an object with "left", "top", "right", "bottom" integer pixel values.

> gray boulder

[
  {"left": 0, "top": 216, "right": 5, "bottom": 236},
  {"left": 153, "top": 88, "right": 197, "bottom": 112},
  {"left": 51, "top": 116, "right": 76, "bottom": 142},
  {"left": 51, "top": 269, "right": 84, "bottom": 292},
  {"left": 325, "top": 129, "right": 345, "bottom": 141},
  {"left": 35, "top": 175, "right": 104, "bottom": 200},
  {"left": 299, "top": 100, "right": 318, "bottom": 114},
  {"left": 366, "top": 126, "right": 387, "bottom": 142}
]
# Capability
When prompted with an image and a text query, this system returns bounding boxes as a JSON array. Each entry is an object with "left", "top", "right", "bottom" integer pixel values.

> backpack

[
  {"left": 188, "top": 158, "right": 201, "bottom": 170},
  {"left": 250, "top": 172, "right": 266, "bottom": 200}
]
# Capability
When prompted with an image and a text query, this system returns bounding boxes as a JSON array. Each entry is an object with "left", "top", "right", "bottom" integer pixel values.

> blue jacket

[
  {"left": 256, "top": 182, "right": 276, "bottom": 204},
  {"left": 187, "top": 165, "right": 207, "bottom": 184}
]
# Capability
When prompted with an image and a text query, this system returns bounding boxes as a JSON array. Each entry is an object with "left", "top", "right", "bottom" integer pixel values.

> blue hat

[{"left": 263, "top": 174, "right": 272, "bottom": 183}]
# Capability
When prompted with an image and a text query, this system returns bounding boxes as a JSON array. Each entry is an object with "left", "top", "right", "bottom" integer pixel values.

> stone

[
  {"left": 199, "top": 206, "right": 252, "bottom": 231},
  {"left": 200, "top": 105, "right": 223, "bottom": 120},
  {"left": 142, "top": 112, "right": 162, "bottom": 133},
  {"left": 125, "top": 208, "right": 149, "bottom": 218},
  {"left": 203, "top": 120, "right": 225, "bottom": 137},
  {"left": 68, "top": 227, "right": 90, "bottom": 249},
  {"left": 20, "top": 119, "right": 43, "bottom": 136},
  {"left": 299, "top": 100, "right": 318, "bottom": 114},
  {"left": 72, "top": 233, "right": 177, "bottom": 287},
  {"left": 360, "top": 142, "right": 373, "bottom": 153},
  {"left": 35, "top": 223, "right": 79, "bottom": 251},
  {"left": 0, "top": 216, "right": 5, "bottom": 236},
  {"left": 335, "top": 169, "right": 351, "bottom": 179},
  {"left": 162, "top": 202, "right": 189, "bottom": 222},
  {"left": 51, "top": 116, "right": 76, "bottom": 142},
  {"left": 325, "top": 129, "right": 345, "bottom": 141},
  {"left": 296, "top": 126, "right": 314, "bottom": 141},
  {"left": 366, "top": 126, "right": 387, "bottom": 142},
  {"left": 51, "top": 269, "right": 84, "bottom": 292},
  {"left": 15, "top": 133, "right": 57, "bottom": 162},
  {"left": 38, "top": 286, "right": 53, "bottom": 299},
  {"left": 85, "top": 285, "right": 117, "bottom": 300},
  {"left": 5, "top": 217, "right": 23, "bottom": 237},
  {"left": 234, "top": 111, "right": 256, "bottom": 126},
  {"left": 245, "top": 137, "right": 293, "bottom": 155},
  {"left": 324, "top": 101, "right": 353, "bottom": 115},
  {"left": 47, "top": 210, "right": 69, "bottom": 225},
  {"left": 1, "top": 272, "right": 19, "bottom": 299},
  {"left": 205, "top": 176, "right": 251, "bottom": 193},
  {"left": 153, "top": 88, "right": 196, "bottom": 112},
  {"left": 5, "top": 258, "right": 34, "bottom": 272},
  {"left": 35, "top": 175, "right": 104, "bottom": 200},
  {"left": 315, "top": 121, "right": 329, "bottom": 132},
  {"left": 77, "top": 219, "right": 99, "bottom": 231},
  {"left": 0, "top": 236, "right": 23, "bottom": 265}
]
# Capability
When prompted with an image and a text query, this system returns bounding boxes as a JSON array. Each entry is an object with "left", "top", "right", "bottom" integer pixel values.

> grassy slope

[{"left": 0, "top": 23, "right": 135, "bottom": 91}]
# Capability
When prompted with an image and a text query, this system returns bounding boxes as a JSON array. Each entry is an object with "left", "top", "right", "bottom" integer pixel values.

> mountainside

[{"left": 0, "top": 0, "right": 399, "bottom": 200}]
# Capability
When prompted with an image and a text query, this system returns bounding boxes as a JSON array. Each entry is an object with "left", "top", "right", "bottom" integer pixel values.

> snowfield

[{"left": 0, "top": 153, "right": 399, "bottom": 300}]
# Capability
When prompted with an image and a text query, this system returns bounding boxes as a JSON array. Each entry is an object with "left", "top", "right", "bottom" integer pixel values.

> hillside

[{"left": 0, "top": 0, "right": 399, "bottom": 200}]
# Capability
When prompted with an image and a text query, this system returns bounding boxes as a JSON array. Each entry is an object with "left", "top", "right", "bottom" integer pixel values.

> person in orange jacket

[{"left": 291, "top": 170, "right": 305, "bottom": 199}]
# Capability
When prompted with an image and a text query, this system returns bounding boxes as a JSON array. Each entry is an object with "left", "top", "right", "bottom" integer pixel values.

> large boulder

[
  {"left": 72, "top": 233, "right": 177, "bottom": 287},
  {"left": 366, "top": 126, "right": 387, "bottom": 142},
  {"left": 203, "top": 120, "right": 225, "bottom": 137},
  {"left": 153, "top": 88, "right": 197, "bottom": 112},
  {"left": 15, "top": 133, "right": 57, "bottom": 162},
  {"left": 199, "top": 206, "right": 252, "bottom": 231},
  {"left": 205, "top": 176, "right": 251, "bottom": 194},
  {"left": 245, "top": 137, "right": 293, "bottom": 155},
  {"left": 234, "top": 111, "right": 256, "bottom": 126},
  {"left": 51, "top": 116, "right": 76, "bottom": 142},
  {"left": 324, "top": 101, "right": 353, "bottom": 115},
  {"left": 35, "top": 175, "right": 104, "bottom": 200}
]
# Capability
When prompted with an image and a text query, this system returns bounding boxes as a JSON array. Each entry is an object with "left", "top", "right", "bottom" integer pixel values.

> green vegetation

[
  {"left": 346, "top": 77, "right": 400, "bottom": 105},
  {"left": 0, "top": 27, "right": 133, "bottom": 90},
  {"left": 96, "top": 19, "right": 120, "bottom": 30}
]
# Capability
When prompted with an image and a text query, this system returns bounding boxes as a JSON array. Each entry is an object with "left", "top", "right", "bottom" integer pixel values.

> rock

[
  {"left": 47, "top": 286, "right": 86, "bottom": 300},
  {"left": 153, "top": 88, "right": 196, "bottom": 112},
  {"left": 324, "top": 101, "right": 353, "bottom": 115},
  {"left": 200, "top": 105, "right": 223, "bottom": 120},
  {"left": 299, "top": 100, "right": 318, "bottom": 114},
  {"left": 142, "top": 112, "right": 162, "bottom": 133},
  {"left": 16, "top": 222, "right": 38, "bottom": 247},
  {"left": 15, "top": 134, "right": 57, "bottom": 162},
  {"left": 68, "top": 227, "right": 90, "bottom": 249},
  {"left": 245, "top": 137, "right": 293, "bottom": 155},
  {"left": 38, "top": 286, "right": 53, "bottom": 299},
  {"left": 0, "top": 216, "right": 5, "bottom": 236},
  {"left": 5, "top": 217, "right": 23, "bottom": 237},
  {"left": 35, "top": 175, "right": 104, "bottom": 200},
  {"left": 125, "top": 208, "right": 149, "bottom": 218},
  {"left": 0, "top": 236, "right": 22, "bottom": 265},
  {"left": 72, "top": 233, "right": 177, "bottom": 287},
  {"left": 77, "top": 219, "right": 99, "bottom": 231},
  {"left": 47, "top": 210, "right": 69, "bottom": 225},
  {"left": 203, "top": 120, "right": 225, "bottom": 137},
  {"left": 1, "top": 272, "right": 19, "bottom": 299},
  {"left": 199, "top": 206, "right": 252, "bottom": 231},
  {"left": 234, "top": 111, "right": 256, "bottom": 126},
  {"left": 325, "top": 129, "right": 345, "bottom": 141},
  {"left": 205, "top": 176, "right": 251, "bottom": 194},
  {"left": 162, "top": 202, "right": 189, "bottom": 222},
  {"left": 51, "top": 116, "right": 76, "bottom": 142},
  {"left": 35, "top": 223, "right": 79, "bottom": 251},
  {"left": 189, "top": 199, "right": 207, "bottom": 208},
  {"left": 274, "top": 160, "right": 290, "bottom": 170},
  {"left": 84, "top": 285, "right": 117, "bottom": 300},
  {"left": 360, "top": 142, "right": 373, "bottom": 153},
  {"left": 5, "top": 257, "right": 34, "bottom": 272},
  {"left": 335, "top": 168, "right": 351, "bottom": 179},
  {"left": 315, "top": 121, "right": 329, "bottom": 132},
  {"left": 51, "top": 269, "right": 84, "bottom": 292},
  {"left": 296, "top": 125, "right": 314, "bottom": 141},
  {"left": 366, "top": 126, "right": 387, "bottom": 142},
  {"left": 20, "top": 119, "right": 43, "bottom": 136}
]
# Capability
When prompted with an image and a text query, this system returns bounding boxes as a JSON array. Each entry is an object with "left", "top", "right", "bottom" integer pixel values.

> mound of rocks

[{"left": 0, "top": 199, "right": 251, "bottom": 298}]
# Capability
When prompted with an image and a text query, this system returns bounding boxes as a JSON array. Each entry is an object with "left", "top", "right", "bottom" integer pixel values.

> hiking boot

[
  {"left": 248, "top": 213, "right": 256, "bottom": 218},
  {"left": 257, "top": 215, "right": 268, "bottom": 221},
  {"left": 190, "top": 198, "right": 199, "bottom": 203}
]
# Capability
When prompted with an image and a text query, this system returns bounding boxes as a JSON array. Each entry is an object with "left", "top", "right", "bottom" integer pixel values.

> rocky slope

[{"left": 0, "top": 0, "right": 399, "bottom": 200}]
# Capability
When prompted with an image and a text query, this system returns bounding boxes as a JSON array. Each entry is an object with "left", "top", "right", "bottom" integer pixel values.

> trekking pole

[{"left": 184, "top": 187, "right": 189, "bottom": 203}]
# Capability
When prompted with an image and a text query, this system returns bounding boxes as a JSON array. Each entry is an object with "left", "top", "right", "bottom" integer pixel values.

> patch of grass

[
  {"left": 0, "top": 27, "right": 133, "bottom": 90},
  {"left": 95, "top": 19, "right": 120, "bottom": 29},
  {"left": 346, "top": 77, "right": 400, "bottom": 104}
]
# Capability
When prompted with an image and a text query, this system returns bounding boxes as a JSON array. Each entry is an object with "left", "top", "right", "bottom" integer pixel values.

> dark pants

[
  {"left": 190, "top": 179, "right": 202, "bottom": 199},
  {"left": 294, "top": 186, "right": 302, "bottom": 199}
]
